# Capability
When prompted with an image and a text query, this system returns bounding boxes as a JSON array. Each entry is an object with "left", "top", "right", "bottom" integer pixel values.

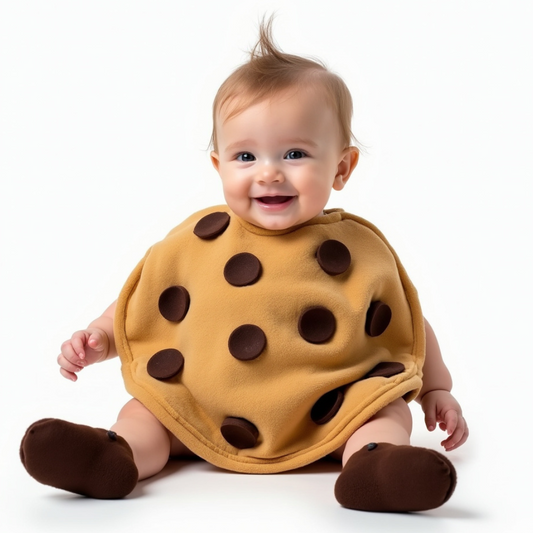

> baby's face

[{"left": 211, "top": 88, "right": 354, "bottom": 230}]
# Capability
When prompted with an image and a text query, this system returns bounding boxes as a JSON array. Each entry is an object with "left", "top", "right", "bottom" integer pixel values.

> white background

[{"left": 1, "top": 1, "right": 532, "bottom": 531}]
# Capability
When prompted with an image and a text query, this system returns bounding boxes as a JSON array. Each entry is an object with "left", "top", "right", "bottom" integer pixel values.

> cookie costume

[{"left": 114, "top": 206, "right": 425, "bottom": 474}]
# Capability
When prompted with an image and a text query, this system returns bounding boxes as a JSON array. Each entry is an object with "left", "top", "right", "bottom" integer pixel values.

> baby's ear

[
  {"left": 333, "top": 147, "right": 359, "bottom": 191},
  {"left": 210, "top": 151, "right": 221, "bottom": 172}
]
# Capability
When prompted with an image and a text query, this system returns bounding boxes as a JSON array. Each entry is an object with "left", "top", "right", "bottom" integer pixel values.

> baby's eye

[
  {"left": 285, "top": 150, "right": 306, "bottom": 160},
  {"left": 236, "top": 152, "right": 256, "bottom": 162}
]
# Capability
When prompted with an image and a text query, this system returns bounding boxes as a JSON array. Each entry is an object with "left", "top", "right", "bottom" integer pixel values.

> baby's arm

[
  {"left": 417, "top": 319, "right": 468, "bottom": 451},
  {"left": 57, "top": 301, "right": 117, "bottom": 382}
]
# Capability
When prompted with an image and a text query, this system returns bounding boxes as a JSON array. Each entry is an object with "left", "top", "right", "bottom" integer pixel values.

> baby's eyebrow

[
  {"left": 224, "top": 140, "right": 257, "bottom": 153},
  {"left": 280, "top": 138, "right": 318, "bottom": 149},
  {"left": 224, "top": 138, "right": 318, "bottom": 153}
]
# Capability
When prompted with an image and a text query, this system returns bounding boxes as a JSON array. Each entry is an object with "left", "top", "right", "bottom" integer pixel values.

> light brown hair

[{"left": 210, "top": 17, "right": 355, "bottom": 151}]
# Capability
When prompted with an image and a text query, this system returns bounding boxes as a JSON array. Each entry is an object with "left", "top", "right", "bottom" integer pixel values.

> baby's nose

[{"left": 257, "top": 163, "right": 284, "bottom": 184}]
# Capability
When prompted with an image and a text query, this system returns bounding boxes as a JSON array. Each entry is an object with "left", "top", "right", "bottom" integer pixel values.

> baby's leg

[
  {"left": 334, "top": 398, "right": 457, "bottom": 512},
  {"left": 341, "top": 397, "right": 412, "bottom": 466},
  {"left": 111, "top": 398, "right": 174, "bottom": 480}
]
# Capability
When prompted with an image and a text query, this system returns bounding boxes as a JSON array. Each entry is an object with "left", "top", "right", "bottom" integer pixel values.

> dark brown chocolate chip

[
  {"left": 158, "top": 286, "right": 190, "bottom": 322},
  {"left": 228, "top": 324, "right": 266, "bottom": 361},
  {"left": 220, "top": 417, "right": 259, "bottom": 449},
  {"left": 363, "top": 362, "right": 405, "bottom": 379},
  {"left": 365, "top": 301, "right": 392, "bottom": 337},
  {"left": 311, "top": 388, "right": 344, "bottom": 425},
  {"left": 316, "top": 239, "right": 351, "bottom": 275},
  {"left": 193, "top": 212, "right": 230, "bottom": 239},
  {"left": 224, "top": 253, "right": 262, "bottom": 287},
  {"left": 147, "top": 349, "right": 184, "bottom": 380},
  {"left": 298, "top": 306, "right": 336, "bottom": 344}
]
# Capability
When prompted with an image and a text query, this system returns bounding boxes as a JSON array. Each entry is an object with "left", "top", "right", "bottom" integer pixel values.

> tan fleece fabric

[{"left": 115, "top": 206, "right": 425, "bottom": 474}]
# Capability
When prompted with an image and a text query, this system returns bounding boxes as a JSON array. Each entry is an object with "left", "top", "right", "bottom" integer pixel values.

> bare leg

[
  {"left": 111, "top": 398, "right": 174, "bottom": 480},
  {"left": 342, "top": 398, "right": 412, "bottom": 466}
]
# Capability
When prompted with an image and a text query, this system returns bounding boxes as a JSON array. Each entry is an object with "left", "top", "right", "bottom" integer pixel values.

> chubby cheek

[
  {"left": 296, "top": 172, "right": 333, "bottom": 210},
  {"left": 221, "top": 179, "right": 251, "bottom": 212}
]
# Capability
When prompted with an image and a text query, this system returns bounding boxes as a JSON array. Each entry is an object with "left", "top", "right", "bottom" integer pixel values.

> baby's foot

[
  {"left": 20, "top": 418, "right": 138, "bottom": 499},
  {"left": 334, "top": 442, "right": 456, "bottom": 512}
]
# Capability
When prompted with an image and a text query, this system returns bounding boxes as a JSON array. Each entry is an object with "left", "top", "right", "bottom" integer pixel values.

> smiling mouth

[{"left": 256, "top": 196, "right": 294, "bottom": 205}]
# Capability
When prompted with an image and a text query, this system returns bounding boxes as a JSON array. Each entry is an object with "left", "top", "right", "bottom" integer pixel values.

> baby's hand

[
  {"left": 420, "top": 390, "right": 469, "bottom": 451},
  {"left": 57, "top": 329, "right": 109, "bottom": 382}
]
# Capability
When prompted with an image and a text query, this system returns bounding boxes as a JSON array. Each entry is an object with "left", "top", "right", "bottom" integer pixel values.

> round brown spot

[
  {"left": 363, "top": 362, "right": 405, "bottom": 379},
  {"left": 224, "top": 253, "right": 262, "bottom": 287},
  {"left": 221, "top": 417, "right": 259, "bottom": 449},
  {"left": 298, "top": 306, "right": 336, "bottom": 344},
  {"left": 228, "top": 324, "right": 266, "bottom": 361},
  {"left": 158, "top": 286, "right": 190, "bottom": 322},
  {"left": 316, "top": 239, "right": 351, "bottom": 275},
  {"left": 311, "top": 388, "right": 344, "bottom": 425},
  {"left": 193, "top": 212, "right": 230, "bottom": 239},
  {"left": 147, "top": 349, "right": 184, "bottom": 380},
  {"left": 365, "top": 301, "right": 392, "bottom": 337}
]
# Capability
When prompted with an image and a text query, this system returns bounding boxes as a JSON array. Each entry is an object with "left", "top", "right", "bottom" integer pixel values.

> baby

[{"left": 20, "top": 20, "right": 468, "bottom": 513}]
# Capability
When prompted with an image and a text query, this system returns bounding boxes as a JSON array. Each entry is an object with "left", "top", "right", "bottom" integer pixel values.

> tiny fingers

[
  {"left": 424, "top": 408, "right": 437, "bottom": 432},
  {"left": 57, "top": 353, "right": 84, "bottom": 372},
  {"left": 443, "top": 410, "right": 458, "bottom": 435},
  {"left": 87, "top": 331, "right": 101, "bottom": 345},
  {"left": 57, "top": 344, "right": 87, "bottom": 378},
  {"left": 86, "top": 331, "right": 105, "bottom": 353},
  {"left": 441, "top": 418, "right": 469, "bottom": 451},
  {"left": 59, "top": 366, "right": 78, "bottom": 382},
  {"left": 61, "top": 338, "right": 88, "bottom": 365},
  {"left": 70, "top": 334, "right": 87, "bottom": 360},
  {"left": 447, "top": 431, "right": 468, "bottom": 451}
]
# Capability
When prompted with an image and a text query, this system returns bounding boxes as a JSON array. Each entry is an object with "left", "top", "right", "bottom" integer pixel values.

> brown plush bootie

[
  {"left": 20, "top": 418, "right": 138, "bottom": 499},
  {"left": 334, "top": 442, "right": 457, "bottom": 512}
]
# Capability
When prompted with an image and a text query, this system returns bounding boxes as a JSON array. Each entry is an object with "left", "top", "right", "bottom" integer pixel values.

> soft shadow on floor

[
  {"left": 422, "top": 505, "right": 485, "bottom": 520},
  {"left": 198, "top": 456, "right": 342, "bottom": 476},
  {"left": 43, "top": 456, "right": 339, "bottom": 503},
  {"left": 129, "top": 457, "right": 204, "bottom": 498}
]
